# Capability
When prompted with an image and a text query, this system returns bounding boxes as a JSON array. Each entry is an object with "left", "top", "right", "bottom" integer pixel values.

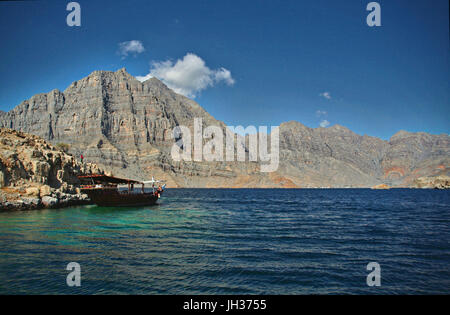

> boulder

[
  {"left": 25, "top": 187, "right": 40, "bottom": 196},
  {"left": 41, "top": 196, "right": 58, "bottom": 207},
  {"left": 39, "top": 185, "right": 52, "bottom": 197},
  {"left": 22, "top": 197, "right": 41, "bottom": 208}
]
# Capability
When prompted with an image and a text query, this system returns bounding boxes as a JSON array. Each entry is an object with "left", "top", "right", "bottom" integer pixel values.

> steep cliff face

[
  {"left": 1, "top": 69, "right": 448, "bottom": 187},
  {"left": 1, "top": 68, "right": 232, "bottom": 186}
]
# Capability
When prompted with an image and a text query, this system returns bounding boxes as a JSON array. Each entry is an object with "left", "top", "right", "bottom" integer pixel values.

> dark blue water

[{"left": 0, "top": 189, "right": 448, "bottom": 294}]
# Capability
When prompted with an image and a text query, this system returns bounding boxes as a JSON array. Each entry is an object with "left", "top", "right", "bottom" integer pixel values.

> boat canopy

[
  {"left": 142, "top": 176, "right": 164, "bottom": 185},
  {"left": 78, "top": 174, "right": 142, "bottom": 185}
]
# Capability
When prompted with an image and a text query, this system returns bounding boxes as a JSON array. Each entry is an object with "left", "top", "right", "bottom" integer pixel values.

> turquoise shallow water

[{"left": 0, "top": 188, "right": 449, "bottom": 294}]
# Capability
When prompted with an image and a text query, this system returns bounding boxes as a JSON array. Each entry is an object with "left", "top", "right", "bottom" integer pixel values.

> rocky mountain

[
  {"left": 1, "top": 69, "right": 448, "bottom": 188},
  {"left": 0, "top": 128, "right": 103, "bottom": 210},
  {"left": 277, "top": 122, "right": 449, "bottom": 187}
]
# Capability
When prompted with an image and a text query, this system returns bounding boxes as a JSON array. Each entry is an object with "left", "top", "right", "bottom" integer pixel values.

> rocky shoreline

[
  {"left": 0, "top": 191, "right": 92, "bottom": 211},
  {"left": 0, "top": 128, "right": 103, "bottom": 211}
]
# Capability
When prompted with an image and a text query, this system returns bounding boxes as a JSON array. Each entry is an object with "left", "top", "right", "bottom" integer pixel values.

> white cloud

[
  {"left": 214, "top": 67, "right": 235, "bottom": 86},
  {"left": 118, "top": 40, "right": 145, "bottom": 59},
  {"left": 136, "top": 53, "right": 235, "bottom": 98},
  {"left": 319, "top": 92, "right": 331, "bottom": 100},
  {"left": 320, "top": 120, "right": 330, "bottom": 128},
  {"left": 316, "top": 110, "right": 327, "bottom": 117}
]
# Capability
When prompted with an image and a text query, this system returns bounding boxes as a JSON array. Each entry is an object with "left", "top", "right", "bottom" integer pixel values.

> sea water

[{"left": 0, "top": 189, "right": 448, "bottom": 294}]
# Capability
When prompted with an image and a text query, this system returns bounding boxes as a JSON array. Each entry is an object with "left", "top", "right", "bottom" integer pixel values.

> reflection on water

[{"left": 0, "top": 189, "right": 448, "bottom": 294}]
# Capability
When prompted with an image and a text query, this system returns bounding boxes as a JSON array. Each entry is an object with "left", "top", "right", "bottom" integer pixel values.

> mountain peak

[
  {"left": 389, "top": 130, "right": 433, "bottom": 142},
  {"left": 280, "top": 120, "right": 308, "bottom": 130},
  {"left": 390, "top": 130, "right": 411, "bottom": 141},
  {"left": 115, "top": 68, "right": 137, "bottom": 79},
  {"left": 84, "top": 68, "right": 134, "bottom": 79},
  {"left": 327, "top": 124, "right": 353, "bottom": 133}
]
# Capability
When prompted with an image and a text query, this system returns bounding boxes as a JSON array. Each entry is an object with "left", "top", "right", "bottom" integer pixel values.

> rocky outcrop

[
  {"left": 414, "top": 174, "right": 450, "bottom": 189},
  {"left": 371, "top": 184, "right": 391, "bottom": 190},
  {"left": 0, "top": 69, "right": 448, "bottom": 188},
  {"left": 0, "top": 128, "right": 103, "bottom": 210}
]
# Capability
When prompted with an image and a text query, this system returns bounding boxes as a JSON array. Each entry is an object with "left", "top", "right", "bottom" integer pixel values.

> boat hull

[{"left": 81, "top": 188, "right": 160, "bottom": 207}]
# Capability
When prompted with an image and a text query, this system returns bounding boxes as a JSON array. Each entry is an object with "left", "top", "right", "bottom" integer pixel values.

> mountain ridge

[{"left": 1, "top": 69, "right": 448, "bottom": 188}]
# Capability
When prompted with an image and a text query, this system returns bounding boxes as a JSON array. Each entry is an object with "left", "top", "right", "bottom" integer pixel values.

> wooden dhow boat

[{"left": 78, "top": 174, "right": 165, "bottom": 207}]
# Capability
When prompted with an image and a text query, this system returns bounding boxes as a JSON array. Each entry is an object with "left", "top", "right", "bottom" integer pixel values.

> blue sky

[{"left": 0, "top": 0, "right": 448, "bottom": 139}]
